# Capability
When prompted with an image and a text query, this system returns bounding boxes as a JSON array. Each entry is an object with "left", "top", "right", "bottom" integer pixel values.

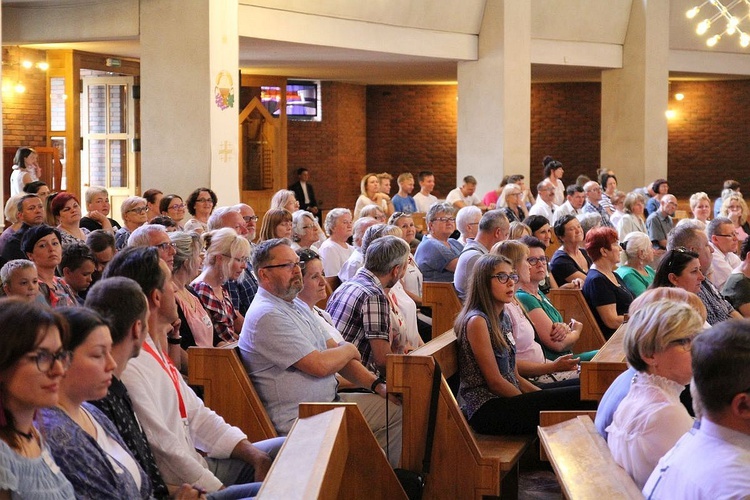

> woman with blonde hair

[
  {"left": 258, "top": 208, "right": 293, "bottom": 241},
  {"left": 171, "top": 231, "right": 213, "bottom": 351},
  {"left": 617, "top": 192, "right": 647, "bottom": 240},
  {"left": 606, "top": 299, "right": 703, "bottom": 488},
  {"left": 190, "top": 228, "right": 251, "bottom": 345},
  {"left": 508, "top": 221, "right": 531, "bottom": 240},
  {"left": 270, "top": 189, "right": 299, "bottom": 214},
  {"left": 354, "top": 173, "right": 392, "bottom": 219},
  {"left": 719, "top": 193, "right": 750, "bottom": 241},
  {"left": 615, "top": 231, "right": 655, "bottom": 297},
  {"left": 0, "top": 194, "right": 25, "bottom": 254},
  {"left": 689, "top": 191, "right": 712, "bottom": 224},
  {"left": 497, "top": 183, "right": 528, "bottom": 223}
]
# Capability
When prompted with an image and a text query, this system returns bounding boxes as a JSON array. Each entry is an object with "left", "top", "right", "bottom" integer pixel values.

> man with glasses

[
  {"left": 647, "top": 194, "right": 678, "bottom": 252},
  {"left": 127, "top": 224, "right": 177, "bottom": 269},
  {"left": 707, "top": 217, "right": 741, "bottom": 289},
  {"left": 454, "top": 210, "right": 510, "bottom": 301},
  {"left": 529, "top": 179, "right": 558, "bottom": 221},
  {"left": 240, "top": 238, "right": 402, "bottom": 467},
  {"left": 209, "top": 205, "right": 259, "bottom": 315},
  {"left": 582, "top": 181, "right": 615, "bottom": 229},
  {"left": 643, "top": 319, "right": 750, "bottom": 498}
]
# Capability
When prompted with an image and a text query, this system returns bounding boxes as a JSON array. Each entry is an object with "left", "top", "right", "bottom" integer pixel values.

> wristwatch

[{"left": 370, "top": 376, "right": 386, "bottom": 393}]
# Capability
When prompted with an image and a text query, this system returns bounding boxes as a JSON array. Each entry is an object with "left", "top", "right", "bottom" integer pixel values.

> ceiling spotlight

[{"left": 675, "top": 93, "right": 685, "bottom": 101}]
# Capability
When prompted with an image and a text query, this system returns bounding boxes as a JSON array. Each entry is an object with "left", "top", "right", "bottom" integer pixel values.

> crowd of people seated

[{"left": 1, "top": 148, "right": 749, "bottom": 497}]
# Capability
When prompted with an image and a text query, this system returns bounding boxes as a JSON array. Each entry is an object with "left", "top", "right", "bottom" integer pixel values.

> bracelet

[
  {"left": 167, "top": 337, "right": 182, "bottom": 345},
  {"left": 370, "top": 376, "right": 386, "bottom": 393}
]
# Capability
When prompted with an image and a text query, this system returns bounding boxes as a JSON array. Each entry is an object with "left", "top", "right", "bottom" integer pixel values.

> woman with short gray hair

[
  {"left": 115, "top": 196, "right": 148, "bottom": 250},
  {"left": 318, "top": 208, "right": 354, "bottom": 277},
  {"left": 615, "top": 231, "right": 655, "bottom": 298},
  {"left": 291, "top": 210, "right": 319, "bottom": 250},
  {"left": 414, "top": 202, "right": 462, "bottom": 282}
]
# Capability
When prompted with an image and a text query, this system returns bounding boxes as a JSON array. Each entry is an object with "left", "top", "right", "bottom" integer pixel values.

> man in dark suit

[{"left": 288, "top": 167, "right": 320, "bottom": 223}]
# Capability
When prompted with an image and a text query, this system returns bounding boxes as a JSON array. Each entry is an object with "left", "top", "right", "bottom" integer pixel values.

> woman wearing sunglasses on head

[
  {"left": 0, "top": 299, "right": 75, "bottom": 499},
  {"left": 191, "top": 228, "right": 251, "bottom": 346},
  {"left": 455, "top": 254, "right": 595, "bottom": 436}
]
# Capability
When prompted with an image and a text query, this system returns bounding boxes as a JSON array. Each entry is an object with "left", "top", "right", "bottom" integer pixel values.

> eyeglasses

[
  {"left": 154, "top": 242, "right": 177, "bottom": 252},
  {"left": 168, "top": 204, "right": 186, "bottom": 210},
  {"left": 586, "top": 188, "right": 602, "bottom": 193},
  {"left": 491, "top": 272, "right": 519, "bottom": 284},
  {"left": 667, "top": 337, "right": 694, "bottom": 352},
  {"left": 466, "top": 222, "right": 479, "bottom": 228},
  {"left": 262, "top": 261, "right": 305, "bottom": 271},
  {"left": 527, "top": 256, "right": 547, "bottom": 266},
  {"left": 243, "top": 215, "right": 259, "bottom": 223},
  {"left": 196, "top": 198, "right": 214, "bottom": 204},
  {"left": 26, "top": 349, "right": 72, "bottom": 372},
  {"left": 714, "top": 232, "right": 739, "bottom": 238},
  {"left": 223, "top": 254, "right": 249, "bottom": 264},
  {"left": 433, "top": 217, "right": 456, "bottom": 223},
  {"left": 127, "top": 206, "right": 148, "bottom": 214}
]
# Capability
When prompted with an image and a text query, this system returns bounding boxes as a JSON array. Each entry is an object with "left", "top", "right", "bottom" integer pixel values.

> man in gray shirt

[
  {"left": 454, "top": 210, "right": 509, "bottom": 301},
  {"left": 646, "top": 194, "right": 677, "bottom": 250},
  {"left": 239, "top": 238, "right": 402, "bottom": 466}
]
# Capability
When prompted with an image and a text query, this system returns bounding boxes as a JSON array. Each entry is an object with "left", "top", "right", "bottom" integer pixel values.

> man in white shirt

[
  {"left": 706, "top": 217, "right": 741, "bottom": 289},
  {"left": 413, "top": 170, "right": 439, "bottom": 213},
  {"left": 552, "top": 184, "right": 585, "bottom": 225},
  {"left": 643, "top": 320, "right": 750, "bottom": 498},
  {"left": 106, "top": 246, "right": 284, "bottom": 493},
  {"left": 446, "top": 175, "right": 489, "bottom": 211},
  {"left": 528, "top": 179, "right": 558, "bottom": 221}
]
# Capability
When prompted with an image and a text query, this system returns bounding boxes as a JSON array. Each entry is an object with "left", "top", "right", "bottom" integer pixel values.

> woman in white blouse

[
  {"left": 617, "top": 192, "right": 648, "bottom": 240},
  {"left": 606, "top": 299, "right": 703, "bottom": 488},
  {"left": 318, "top": 208, "right": 354, "bottom": 277}
]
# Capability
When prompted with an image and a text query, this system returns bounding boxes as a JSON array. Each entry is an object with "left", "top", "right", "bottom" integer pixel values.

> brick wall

[
  {"left": 667, "top": 80, "right": 750, "bottom": 198},
  {"left": 366, "top": 85, "right": 457, "bottom": 199},
  {"left": 287, "top": 82, "right": 367, "bottom": 211},
  {"left": 2, "top": 47, "right": 48, "bottom": 148}
]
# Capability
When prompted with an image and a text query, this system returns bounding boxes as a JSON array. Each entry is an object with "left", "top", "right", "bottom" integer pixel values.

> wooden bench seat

[
  {"left": 579, "top": 323, "right": 628, "bottom": 401},
  {"left": 258, "top": 403, "right": 407, "bottom": 499},
  {"left": 388, "top": 330, "right": 535, "bottom": 499},
  {"left": 538, "top": 415, "right": 642, "bottom": 499},
  {"left": 421, "top": 281, "right": 462, "bottom": 341},
  {"left": 547, "top": 288, "right": 606, "bottom": 353},
  {"left": 187, "top": 345, "right": 277, "bottom": 442}
]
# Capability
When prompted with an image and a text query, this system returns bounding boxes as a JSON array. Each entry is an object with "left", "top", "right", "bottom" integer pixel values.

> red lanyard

[{"left": 142, "top": 341, "right": 187, "bottom": 419}]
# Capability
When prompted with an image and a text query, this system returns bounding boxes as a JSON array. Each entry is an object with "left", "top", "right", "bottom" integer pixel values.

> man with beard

[{"left": 239, "top": 238, "right": 402, "bottom": 467}]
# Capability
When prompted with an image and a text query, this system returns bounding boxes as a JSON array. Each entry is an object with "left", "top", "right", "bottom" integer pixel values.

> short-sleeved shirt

[
  {"left": 446, "top": 188, "right": 482, "bottom": 207},
  {"left": 326, "top": 267, "right": 390, "bottom": 372},
  {"left": 646, "top": 211, "right": 673, "bottom": 249},
  {"left": 549, "top": 247, "right": 592, "bottom": 285},
  {"left": 318, "top": 238, "right": 354, "bottom": 277},
  {"left": 582, "top": 268, "right": 633, "bottom": 339},
  {"left": 722, "top": 272, "right": 750, "bottom": 313},
  {"left": 0, "top": 438, "right": 75, "bottom": 499},
  {"left": 454, "top": 239, "right": 488, "bottom": 301},
  {"left": 392, "top": 194, "right": 417, "bottom": 214},
  {"left": 239, "top": 288, "right": 337, "bottom": 434},
  {"left": 582, "top": 201, "right": 614, "bottom": 228},
  {"left": 413, "top": 193, "right": 438, "bottom": 213},
  {"left": 615, "top": 265, "right": 655, "bottom": 298},
  {"left": 414, "top": 235, "right": 463, "bottom": 282}
]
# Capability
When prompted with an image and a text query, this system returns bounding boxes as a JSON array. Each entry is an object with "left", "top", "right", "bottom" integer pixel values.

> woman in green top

[{"left": 615, "top": 232, "right": 655, "bottom": 298}]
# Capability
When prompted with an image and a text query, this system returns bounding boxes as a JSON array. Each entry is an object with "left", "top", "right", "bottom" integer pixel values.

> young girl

[
  {"left": 456, "top": 254, "right": 595, "bottom": 435},
  {"left": 0, "top": 299, "right": 75, "bottom": 498}
]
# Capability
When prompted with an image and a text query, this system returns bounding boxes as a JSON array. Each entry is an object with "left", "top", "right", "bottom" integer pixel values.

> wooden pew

[
  {"left": 388, "top": 330, "right": 535, "bottom": 499},
  {"left": 187, "top": 346, "right": 278, "bottom": 442},
  {"left": 579, "top": 323, "right": 628, "bottom": 401},
  {"left": 538, "top": 415, "right": 642, "bottom": 499},
  {"left": 258, "top": 403, "right": 407, "bottom": 499},
  {"left": 547, "top": 289, "right": 606, "bottom": 353},
  {"left": 421, "top": 281, "right": 462, "bottom": 341}
]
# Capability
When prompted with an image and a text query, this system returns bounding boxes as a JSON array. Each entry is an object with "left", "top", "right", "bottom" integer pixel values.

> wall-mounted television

[{"left": 261, "top": 80, "right": 321, "bottom": 121}]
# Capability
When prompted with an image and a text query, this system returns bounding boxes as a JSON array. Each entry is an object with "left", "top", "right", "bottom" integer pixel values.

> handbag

[{"left": 387, "top": 359, "right": 442, "bottom": 500}]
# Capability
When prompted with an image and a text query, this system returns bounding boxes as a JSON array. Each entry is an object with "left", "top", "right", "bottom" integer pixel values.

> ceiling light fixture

[{"left": 687, "top": 0, "right": 750, "bottom": 48}]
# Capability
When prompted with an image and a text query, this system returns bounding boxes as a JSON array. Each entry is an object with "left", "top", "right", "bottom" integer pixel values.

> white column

[
  {"left": 457, "top": 0, "right": 531, "bottom": 196},
  {"left": 601, "top": 0, "right": 669, "bottom": 192},
  {"left": 140, "top": 0, "right": 239, "bottom": 204}
]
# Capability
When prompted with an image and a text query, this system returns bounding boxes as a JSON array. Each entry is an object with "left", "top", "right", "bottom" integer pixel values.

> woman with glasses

[
  {"left": 615, "top": 231, "right": 656, "bottom": 298},
  {"left": 497, "top": 183, "right": 527, "bottom": 224},
  {"left": 291, "top": 210, "right": 319, "bottom": 250},
  {"left": 258, "top": 209, "right": 293, "bottom": 241},
  {"left": 37, "top": 307, "right": 153, "bottom": 499},
  {"left": 722, "top": 236, "right": 750, "bottom": 317},
  {"left": 456, "top": 253, "right": 595, "bottom": 436},
  {"left": 50, "top": 192, "right": 91, "bottom": 249},
  {"left": 719, "top": 193, "right": 750, "bottom": 242},
  {"left": 115, "top": 196, "right": 148, "bottom": 250},
  {"left": 582, "top": 227, "right": 634, "bottom": 339},
  {"left": 651, "top": 247, "right": 705, "bottom": 295},
  {"left": 0, "top": 299, "right": 75, "bottom": 499},
  {"left": 191, "top": 228, "right": 251, "bottom": 345},
  {"left": 606, "top": 299, "right": 702, "bottom": 488},
  {"left": 22, "top": 225, "right": 78, "bottom": 308},
  {"left": 159, "top": 194, "right": 186, "bottom": 229},
  {"left": 414, "top": 202, "right": 462, "bottom": 282},
  {"left": 184, "top": 187, "right": 218, "bottom": 235}
]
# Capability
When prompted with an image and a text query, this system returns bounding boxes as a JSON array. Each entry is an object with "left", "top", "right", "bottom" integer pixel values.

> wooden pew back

[
  {"left": 546, "top": 289, "right": 606, "bottom": 353},
  {"left": 388, "top": 330, "right": 534, "bottom": 499},
  {"left": 187, "top": 346, "right": 277, "bottom": 442},
  {"left": 258, "top": 403, "right": 407, "bottom": 499},
  {"left": 421, "top": 281, "right": 462, "bottom": 341},
  {"left": 538, "top": 415, "right": 642, "bottom": 499}
]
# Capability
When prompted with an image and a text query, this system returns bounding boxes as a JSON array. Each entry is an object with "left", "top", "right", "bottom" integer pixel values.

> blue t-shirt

[{"left": 392, "top": 194, "right": 417, "bottom": 214}]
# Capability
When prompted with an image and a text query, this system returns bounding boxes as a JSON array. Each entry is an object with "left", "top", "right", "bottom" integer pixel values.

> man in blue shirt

[{"left": 391, "top": 172, "right": 418, "bottom": 214}]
